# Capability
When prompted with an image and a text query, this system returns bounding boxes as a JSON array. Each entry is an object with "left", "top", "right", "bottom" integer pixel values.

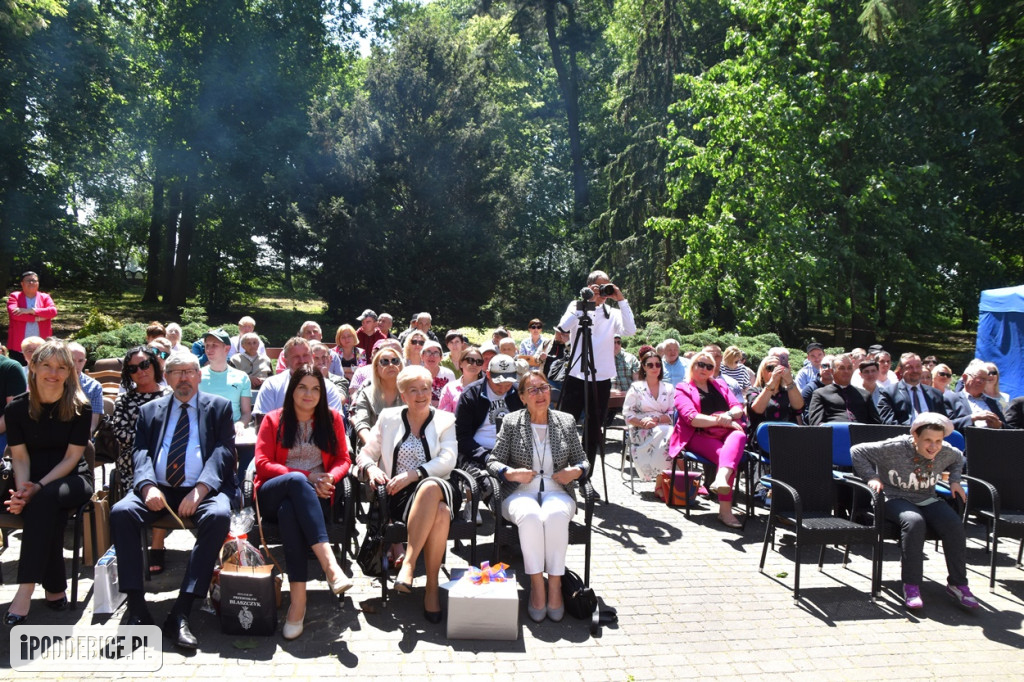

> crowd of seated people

[{"left": 8, "top": 280, "right": 1024, "bottom": 643}]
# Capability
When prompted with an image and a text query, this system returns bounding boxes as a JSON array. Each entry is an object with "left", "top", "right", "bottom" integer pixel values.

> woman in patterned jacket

[{"left": 487, "top": 370, "right": 588, "bottom": 623}]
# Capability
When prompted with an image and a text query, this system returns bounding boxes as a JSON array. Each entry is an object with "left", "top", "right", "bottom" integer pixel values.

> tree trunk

[
  {"left": 169, "top": 180, "right": 197, "bottom": 307},
  {"left": 160, "top": 183, "right": 182, "bottom": 298},
  {"left": 142, "top": 172, "right": 165, "bottom": 302},
  {"left": 544, "top": 0, "right": 587, "bottom": 221}
]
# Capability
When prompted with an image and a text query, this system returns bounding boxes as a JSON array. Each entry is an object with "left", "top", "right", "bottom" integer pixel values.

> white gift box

[
  {"left": 445, "top": 568, "right": 519, "bottom": 640},
  {"left": 93, "top": 547, "right": 126, "bottom": 614}
]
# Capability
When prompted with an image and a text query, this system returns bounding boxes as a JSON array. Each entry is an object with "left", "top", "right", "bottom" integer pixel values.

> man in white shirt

[
  {"left": 555, "top": 270, "right": 636, "bottom": 468},
  {"left": 252, "top": 337, "right": 345, "bottom": 428}
]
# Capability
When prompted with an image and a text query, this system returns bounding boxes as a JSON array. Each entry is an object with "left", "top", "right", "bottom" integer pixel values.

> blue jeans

[
  {"left": 256, "top": 472, "right": 330, "bottom": 582},
  {"left": 885, "top": 497, "right": 968, "bottom": 586}
]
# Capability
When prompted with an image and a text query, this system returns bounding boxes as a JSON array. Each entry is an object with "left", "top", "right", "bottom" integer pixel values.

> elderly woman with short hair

[
  {"left": 420, "top": 340, "right": 456, "bottom": 406},
  {"left": 487, "top": 370, "right": 587, "bottom": 622},
  {"left": 229, "top": 332, "right": 273, "bottom": 389},
  {"left": 357, "top": 365, "right": 460, "bottom": 623},
  {"left": 670, "top": 349, "right": 747, "bottom": 529}
]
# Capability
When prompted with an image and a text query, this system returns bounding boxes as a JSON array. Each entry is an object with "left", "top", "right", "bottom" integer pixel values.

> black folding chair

[
  {"left": 759, "top": 425, "right": 882, "bottom": 599},
  {"left": 961, "top": 427, "right": 1024, "bottom": 589}
]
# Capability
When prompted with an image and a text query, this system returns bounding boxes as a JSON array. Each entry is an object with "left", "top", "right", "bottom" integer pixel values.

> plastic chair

[
  {"left": 960, "top": 427, "right": 1024, "bottom": 589},
  {"left": 758, "top": 425, "right": 882, "bottom": 599}
]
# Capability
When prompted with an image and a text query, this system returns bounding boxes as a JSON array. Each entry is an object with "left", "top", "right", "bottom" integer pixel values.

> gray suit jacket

[{"left": 486, "top": 408, "right": 589, "bottom": 501}]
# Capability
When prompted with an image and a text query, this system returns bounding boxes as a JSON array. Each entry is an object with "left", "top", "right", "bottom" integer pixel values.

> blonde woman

[{"left": 3, "top": 340, "right": 93, "bottom": 624}]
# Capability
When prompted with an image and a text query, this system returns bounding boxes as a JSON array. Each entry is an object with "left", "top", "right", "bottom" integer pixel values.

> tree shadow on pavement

[{"left": 590, "top": 493, "right": 683, "bottom": 554}]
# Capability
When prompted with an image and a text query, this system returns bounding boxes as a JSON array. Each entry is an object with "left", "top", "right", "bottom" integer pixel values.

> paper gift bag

[
  {"left": 84, "top": 490, "right": 111, "bottom": 564},
  {"left": 446, "top": 566, "right": 519, "bottom": 640},
  {"left": 655, "top": 469, "right": 701, "bottom": 506},
  {"left": 219, "top": 563, "right": 278, "bottom": 636},
  {"left": 93, "top": 547, "right": 126, "bottom": 614}
]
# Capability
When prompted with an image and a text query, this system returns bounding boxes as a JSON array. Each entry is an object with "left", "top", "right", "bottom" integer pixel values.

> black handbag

[
  {"left": 1, "top": 453, "right": 16, "bottom": 503},
  {"left": 561, "top": 568, "right": 618, "bottom": 635},
  {"left": 356, "top": 521, "right": 384, "bottom": 577}
]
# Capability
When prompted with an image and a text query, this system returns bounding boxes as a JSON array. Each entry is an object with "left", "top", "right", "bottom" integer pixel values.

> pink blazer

[
  {"left": 668, "top": 378, "right": 744, "bottom": 457},
  {"left": 6, "top": 291, "right": 57, "bottom": 352}
]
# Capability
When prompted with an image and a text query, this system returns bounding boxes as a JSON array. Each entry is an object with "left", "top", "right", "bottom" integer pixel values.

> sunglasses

[
  {"left": 936, "top": 371, "right": 952, "bottom": 378},
  {"left": 644, "top": 362, "right": 662, "bottom": 369},
  {"left": 988, "top": 371, "right": 998, "bottom": 376},
  {"left": 410, "top": 339, "right": 424, "bottom": 346},
  {"left": 820, "top": 363, "right": 832, "bottom": 369},
  {"left": 463, "top": 357, "right": 484, "bottom": 366},
  {"left": 693, "top": 361, "right": 715, "bottom": 371},
  {"left": 378, "top": 358, "right": 401, "bottom": 366},
  {"left": 151, "top": 349, "right": 169, "bottom": 360},
  {"left": 529, "top": 324, "right": 543, "bottom": 330},
  {"left": 126, "top": 359, "right": 153, "bottom": 374}
]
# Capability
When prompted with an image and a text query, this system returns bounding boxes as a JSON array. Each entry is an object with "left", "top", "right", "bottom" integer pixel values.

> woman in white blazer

[{"left": 357, "top": 365, "right": 458, "bottom": 624}]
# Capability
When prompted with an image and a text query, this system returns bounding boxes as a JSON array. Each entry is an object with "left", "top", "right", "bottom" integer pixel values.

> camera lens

[{"left": 599, "top": 283, "right": 616, "bottom": 297}]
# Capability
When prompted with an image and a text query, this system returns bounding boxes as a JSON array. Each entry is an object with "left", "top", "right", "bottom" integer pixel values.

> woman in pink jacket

[
  {"left": 6, "top": 272, "right": 57, "bottom": 365},
  {"left": 669, "top": 349, "right": 748, "bottom": 529}
]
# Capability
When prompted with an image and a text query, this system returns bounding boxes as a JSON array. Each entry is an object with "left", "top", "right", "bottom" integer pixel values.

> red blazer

[
  {"left": 668, "top": 378, "right": 744, "bottom": 457},
  {"left": 254, "top": 408, "right": 351, "bottom": 493},
  {"left": 6, "top": 291, "right": 57, "bottom": 352}
]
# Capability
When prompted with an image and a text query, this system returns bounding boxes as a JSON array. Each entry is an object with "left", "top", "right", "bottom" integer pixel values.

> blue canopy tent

[{"left": 976, "top": 285, "right": 1024, "bottom": 400}]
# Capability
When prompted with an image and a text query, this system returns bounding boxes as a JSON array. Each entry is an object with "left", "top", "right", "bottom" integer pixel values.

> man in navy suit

[
  {"left": 945, "top": 360, "right": 1006, "bottom": 431},
  {"left": 110, "top": 352, "right": 236, "bottom": 650},
  {"left": 877, "top": 353, "right": 948, "bottom": 425}
]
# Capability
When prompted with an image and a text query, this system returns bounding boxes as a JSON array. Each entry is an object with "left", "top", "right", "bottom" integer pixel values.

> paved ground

[{"left": 2, "top": 430, "right": 1023, "bottom": 680}]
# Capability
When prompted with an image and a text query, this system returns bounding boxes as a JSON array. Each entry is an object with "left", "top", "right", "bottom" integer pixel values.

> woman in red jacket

[
  {"left": 6, "top": 271, "right": 57, "bottom": 365},
  {"left": 255, "top": 364, "right": 352, "bottom": 640}
]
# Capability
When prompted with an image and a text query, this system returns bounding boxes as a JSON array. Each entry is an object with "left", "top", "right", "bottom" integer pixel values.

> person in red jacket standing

[{"left": 6, "top": 272, "right": 58, "bottom": 366}]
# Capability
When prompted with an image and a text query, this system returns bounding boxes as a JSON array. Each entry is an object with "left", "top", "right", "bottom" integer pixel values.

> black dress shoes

[
  {"left": 423, "top": 608, "right": 443, "bottom": 624},
  {"left": 163, "top": 613, "right": 198, "bottom": 650}
]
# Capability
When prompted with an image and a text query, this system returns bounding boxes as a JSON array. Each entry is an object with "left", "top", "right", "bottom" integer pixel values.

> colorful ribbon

[{"left": 467, "top": 561, "right": 510, "bottom": 584}]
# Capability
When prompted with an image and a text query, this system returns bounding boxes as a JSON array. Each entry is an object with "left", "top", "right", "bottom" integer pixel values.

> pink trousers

[{"left": 684, "top": 430, "right": 747, "bottom": 501}]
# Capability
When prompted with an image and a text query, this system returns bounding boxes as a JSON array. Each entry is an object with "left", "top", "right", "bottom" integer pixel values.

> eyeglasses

[
  {"left": 693, "top": 361, "right": 715, "bottom": 371},
  {"left": 936, "top": 371, "right": 952, "bottom": 378},
  {"left": 24, "top": 279, "right": 39, "bottom": 284},
  {"left": 410, "top": 340, "right": 424, "bottom": 346},
  {"left": 524, "top": 384, "right": 551, "bottom": 396},
  {"left": 166, "top": 368, "right": 199, "bottom": 378},
  {"left": 529, "top": 324, "right": 543, "bottom": 330},
  {"left": 765, "top": 365, "right": 777, "bottom": 373},
  {"left": 463, "top": 357, "right": 484, "bottom": 366},
  {"left": 378, "top": 358, "right": 402, "bottom": 367},
  {"left": 126, "top": 359, "right": 153, "bottom": 374},
  {"left": 644, "top": 362, "right": 662, "bottom": 369},
  {"left": 422, "top": 350, "right": 441, "bottom": 357}
]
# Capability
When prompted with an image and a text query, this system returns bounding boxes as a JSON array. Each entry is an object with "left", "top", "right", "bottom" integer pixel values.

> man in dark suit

[
  {"left": 110, "top": 353, "right": 236, "bottom": 650},
  {"left": 877, "top": 353, "right": 948, "bottom": 425},
  {"left": 945, "top": 360, "right": 1006, "bottom": 431},
  {"left": 808, "top": 354, "right": 881, "bottom": 425}
]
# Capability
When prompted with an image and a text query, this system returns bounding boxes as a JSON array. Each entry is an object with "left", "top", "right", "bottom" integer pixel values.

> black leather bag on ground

[
  {"left": 561, "top": 569, "right": 597, "bottom": 619},
  {"left": 356, "top": 522, "right": 383, "bottom": 577}
]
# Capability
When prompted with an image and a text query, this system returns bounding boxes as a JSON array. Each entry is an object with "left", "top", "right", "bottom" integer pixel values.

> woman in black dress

[{"left": 4, "top": 339, "right": 93, "bottom": 624}]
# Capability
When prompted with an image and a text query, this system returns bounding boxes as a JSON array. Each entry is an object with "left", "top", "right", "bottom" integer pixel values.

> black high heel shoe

[
  {"left": 423, "top": 607, "right": 443, "bottom": 624},
  {"left": 46, "top": 596, "right": 69, "bottom": 611},
  {"left": 4, "top": 612, "right": 27, "bottom": 626}
]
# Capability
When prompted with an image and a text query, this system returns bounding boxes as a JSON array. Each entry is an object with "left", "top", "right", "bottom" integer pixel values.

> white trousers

[
  {"left": 631, "top": 424, "right": 673, "bottom": 482},
  {"left": 503, "top": 490, "right": 576, "bottom": 576}
]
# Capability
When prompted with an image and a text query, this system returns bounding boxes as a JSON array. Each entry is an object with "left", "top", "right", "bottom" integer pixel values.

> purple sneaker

[
  {"left": 904, "top": 583, "right": 923, "bottom": 609},
  {"left": 947, "top": 584, "right": 980, "bottom": 609}
]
